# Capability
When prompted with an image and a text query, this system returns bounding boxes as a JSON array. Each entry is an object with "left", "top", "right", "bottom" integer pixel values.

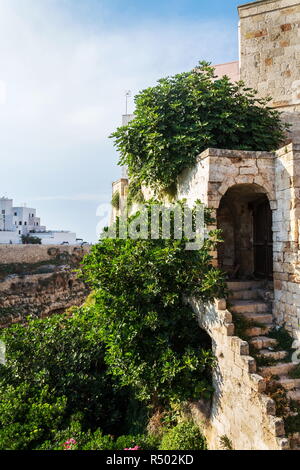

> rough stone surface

[
  {"left": 0, "top": 245, "right": 90, "bottom": 326},
  {"left": 239, "top": 0, "right": 300, "bottom": 142},
  {"left": 189, "top": 298, "right": 286, "bottom": 450}
]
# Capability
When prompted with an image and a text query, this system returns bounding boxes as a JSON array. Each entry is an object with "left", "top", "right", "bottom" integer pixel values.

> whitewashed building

[{"left": 0, "top": 197, "right": 77, "bottom": 245}]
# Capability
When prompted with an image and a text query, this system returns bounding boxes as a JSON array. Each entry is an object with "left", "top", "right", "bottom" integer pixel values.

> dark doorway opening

[
  {"left": 217, "top": 184, "right": 273, "bottom": 280},
  {"left": 252, "top": 198, "right": 273, "bottom": 279}
]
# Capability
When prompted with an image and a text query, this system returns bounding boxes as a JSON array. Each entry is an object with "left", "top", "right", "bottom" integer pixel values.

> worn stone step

[
  {"left": 230, "top": 300, "right": 269, "bottom": 314},
  {"left": 287, "top": 390, "right": 300, "bottom": 402},
  {"left": 245, "top": 325, "right": 273, "bottom": 337},
  {"left": 242, "top": 313, "right": 273, "bottom": 325},
  {"left": 227, "top": 281, "right": 265, "bottom": 291},
  {"left": 278, "top": 377, "right": 300, "bottom": 391},
  {"left": 228, "top": 289, "right": 260, "bottom": 300},
  {"left": 259, "top": 362, "right": 296, "bottom": 377},
  {"left": 258, "top": 349, "right": 288, "bottom": 361},
  {"left": 250, "top": 336, "right": 278, "bottom": 350}
]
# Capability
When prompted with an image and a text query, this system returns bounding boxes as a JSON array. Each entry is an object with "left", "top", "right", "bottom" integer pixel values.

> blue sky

[{"left": 0, "top": 0, "right": 242, "bottom": 242}]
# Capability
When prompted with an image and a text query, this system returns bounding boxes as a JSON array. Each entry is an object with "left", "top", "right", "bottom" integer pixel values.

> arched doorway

[{"left": 217, "top": 184, "right": 273, "bottom": 279}]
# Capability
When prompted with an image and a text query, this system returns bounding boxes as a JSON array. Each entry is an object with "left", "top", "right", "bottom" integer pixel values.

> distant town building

[{"left": 0, "top": 197, "right": 77, "bottom": 245}]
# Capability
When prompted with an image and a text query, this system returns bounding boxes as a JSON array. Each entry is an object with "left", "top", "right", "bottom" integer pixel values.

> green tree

[
  {"left": 0, "top": 308, "right": 133, "bottom": 443},
  {"left": 111, "top": 62, "right": 287, "bottom": 195},
  {"left": 81, "top": 203, "right": 226, "bottom": 406}
]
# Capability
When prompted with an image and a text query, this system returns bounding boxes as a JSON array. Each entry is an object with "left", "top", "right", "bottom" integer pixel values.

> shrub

[
  {"left": 81, "top": 202, "right": 226, "bottom": 406},
  {"left": 111, "top": 62, "right": 287, "bottom": 196},
  {"left": 159, "top": 421, "right": 207, "bottom": 450},
  {"left": 0, "top": 383, "right": 67, "bottom": 450},
  {"left": 0, "top": 309, "right": 135, "bottom": 449},
  {"left": 82, "top": 429, "right": 115, "bottom": 451}
]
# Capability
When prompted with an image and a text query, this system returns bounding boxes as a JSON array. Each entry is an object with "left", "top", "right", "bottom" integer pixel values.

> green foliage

[
  {"left": 111, "top": 62, "right": 287, "bottom": 193},
  {"left": 0, "top": 383, "right": 67, "bottom": 450},
  {"left": 0, "top": 308, "right": 135, "bottom": 449},
  {"left": 289, "top": 364, "right": 300, "bottom": 379},
  {"left": 231, "top": 311, "right": 264, "bottom": 341},
  {"left": 0, "top": 200, "right": 226, "bottom": 449},
  {"left": 111, "top": 191, "right": 120, "bottom": 210},
  {"left": 114, "top": 434, "right": 160, "bottom": 450},
  {"left": 219, "top": 435, "right": 234, "bottom": 450},
  {"left": 81, "top": 202, "right": 226, "bottom": 405},
  {"left": 284, "top": 413, "right": 300, "bottom": 435},
  {"left": 267, "top": 326, "right": 295, "bottom": 361},
  {"left": 21, "top": 235, "right": 42, "bottom": 245},
  {"left": 159, "top": 421, "right": 207, "bottom": 450}
]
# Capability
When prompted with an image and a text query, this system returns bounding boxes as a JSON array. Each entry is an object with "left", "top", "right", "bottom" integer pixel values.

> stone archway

[{"left": 217, "top": 184, "right": 273, "bottom": 279}]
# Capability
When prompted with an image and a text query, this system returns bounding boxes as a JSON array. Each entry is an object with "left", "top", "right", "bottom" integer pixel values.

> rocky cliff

[{"left": 0, "top": 245, "right": 90, "bottom": 327}]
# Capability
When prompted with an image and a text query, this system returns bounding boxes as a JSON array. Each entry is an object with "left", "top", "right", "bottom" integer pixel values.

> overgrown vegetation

[
  {"left": 21, "top": 235, "right": 41, "bottom": 245},
  {"left": 111, "top": 190, "right": 120, "bottom": 210},
  {"left": 159, "top": 422, "right": 207, "bottom": 450},
  {"left": 268, "top": 326, "right": 295, "bottom": 362},
  {"left": 81, "top": 202, "right": 226, "bottom": 406},
  {"left": 220, "top": 435, "right": 234, "bottom": 450},
  {"left": 289, "top": 364, "right": 300, "bottom": 379},
  {"left": 111, "top": 62, "right": 288, "bottom": 199}
]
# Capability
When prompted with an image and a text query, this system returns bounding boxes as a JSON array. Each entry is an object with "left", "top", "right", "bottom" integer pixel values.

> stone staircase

[{"left": 228, "top": 280, "right": 300, "bottom": 450}]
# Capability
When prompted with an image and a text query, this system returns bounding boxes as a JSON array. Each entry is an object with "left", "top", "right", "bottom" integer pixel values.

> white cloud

[
  {"left": 0, "top": 81, "right": 7, "bottom": 105},
  {"left": 0, "top": 0, "right": 238, "bottom": 241}
]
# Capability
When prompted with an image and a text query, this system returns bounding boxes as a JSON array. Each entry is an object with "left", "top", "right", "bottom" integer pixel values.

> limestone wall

[
  {"left": 239, "top": 0, "right": 300, "bottom": 141},
  {"left": 0, "top": 245, "right": 90, "bottom": 327},
  {"left": 0, "top": 244, "right": 90, "bottom": 265},
  {"left": 189, "top": 298, "right": 288, "bottom": 450},
  {"left": 273, "top": 143, "right": 300, "bottom": 331},
  {"left": 176, "top": 145, "right": 300, "bottom": 337}
]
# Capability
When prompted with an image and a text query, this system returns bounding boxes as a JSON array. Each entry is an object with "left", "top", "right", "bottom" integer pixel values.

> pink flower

[
  {"left": 124, "top": 445, "right": 141, "bottom": 450},
  {"left": 63, "top": 438, "right": 77, "bottom": 450}
]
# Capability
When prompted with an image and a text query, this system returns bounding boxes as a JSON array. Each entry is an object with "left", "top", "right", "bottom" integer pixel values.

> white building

[{"left": 0, "top": 197, "right": 78, "bottom": 245}]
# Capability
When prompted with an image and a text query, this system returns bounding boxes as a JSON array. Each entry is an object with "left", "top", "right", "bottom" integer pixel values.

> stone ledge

[{"left": 197, "top": 147, "right": 275, "bottom": 161}]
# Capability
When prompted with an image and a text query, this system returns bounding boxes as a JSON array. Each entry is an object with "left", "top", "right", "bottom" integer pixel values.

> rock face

[{"left": 0, "top": 245, "right": 90, "bottom": 327}]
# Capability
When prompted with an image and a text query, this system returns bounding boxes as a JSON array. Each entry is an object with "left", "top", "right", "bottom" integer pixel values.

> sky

[{"left": 0, "top": 0, "right": 242, "bottom": 243}]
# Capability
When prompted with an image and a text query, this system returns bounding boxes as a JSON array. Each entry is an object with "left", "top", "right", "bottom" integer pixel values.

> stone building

[{"left": 112, "top": 0, "right": 300, "bottom": 449}]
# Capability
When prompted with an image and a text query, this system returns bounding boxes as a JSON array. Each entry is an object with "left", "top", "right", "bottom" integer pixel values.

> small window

[
  {"left": 1, "top": 210, "right": 5, "bottom": 215},
  {"left": 19, "top": 221, "right": 22, "bottom": 225},
  {"left": 37, "top": 223, "right": 39, "bottom": 226},
  {"left": 24, "top": 222, "right": 27, "bottom": 226},
  {"left": 14, "top": 212, "right": 17, "bottom": 216},
  {"left": 19, "top": 230, "right": 21, "bottom": 235}
]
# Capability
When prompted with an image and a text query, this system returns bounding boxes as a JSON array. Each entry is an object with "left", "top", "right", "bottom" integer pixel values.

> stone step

[
  {"left": 245, "top": 325, "right": 273, "bottom": 337},
  {"left": 250, "top": 336, "right": 278, "bottom": 350},
  {"left": 258, "top": 349, "right": 288, "bottom": 361},
  {"left": 243, "top": 313, "right": 274, "bottom": 324},
  {"left": 278, "top": 377, "right": 300, "bottom": 391},
  {"left": 228, "top": 289, "right": 260, "bottom": 301},
  {"left": 287, "top": 390, "right": 300, "bottom": 402},
  {"left": 259, "top": 362, "right": 297, "bottom": 378},
  {"left": 289, "top": 432, "right": 300, "bottom": 449},
  {"left": 227, "top": 281, "right": 265, "bottom": 291},
  {"left": 230, "top": 300, "right": 269, "bottom": 315}
]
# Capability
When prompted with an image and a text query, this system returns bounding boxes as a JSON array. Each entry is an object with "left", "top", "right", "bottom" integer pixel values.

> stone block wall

[
  {"left": 189, "top": 297, "right": 288, "bottom": 450},
  {"left": 273, "top": 143, "right": 300, "bottom": 331},
  {"left": 239, "top": 0, "right": 300, "bottom": 141},
  {"left": 177, "top": 148, "right": 276, "bottom": 272},
  {"left": 0, "top": 244, "right": 90, "bottom": 265}
]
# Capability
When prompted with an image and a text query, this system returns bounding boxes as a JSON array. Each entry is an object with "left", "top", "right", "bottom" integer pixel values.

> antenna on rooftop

[{"left": 125, "top": 90, "right": 132, "bottom": 115}]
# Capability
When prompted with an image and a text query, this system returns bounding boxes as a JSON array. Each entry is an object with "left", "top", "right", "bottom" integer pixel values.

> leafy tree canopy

[{"left": 111, "top": 62, "right": 287, "bottom": 195}]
